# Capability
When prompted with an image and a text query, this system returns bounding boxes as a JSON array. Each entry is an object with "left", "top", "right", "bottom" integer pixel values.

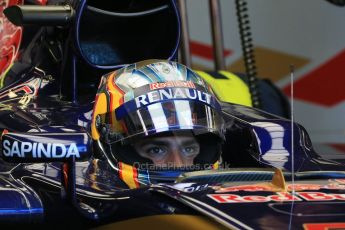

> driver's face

[{"left": 133, "top": 134, "right": 200, "bottom": 167}]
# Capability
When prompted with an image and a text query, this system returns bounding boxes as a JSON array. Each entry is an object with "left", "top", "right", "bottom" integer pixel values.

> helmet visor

[{"left": 102, "top": 98, "right": 224, "bottom": 144}]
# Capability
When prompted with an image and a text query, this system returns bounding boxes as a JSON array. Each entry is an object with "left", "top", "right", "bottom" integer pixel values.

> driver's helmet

[{"left": 91, "top": 60, "right": 225, "bottom": 188}]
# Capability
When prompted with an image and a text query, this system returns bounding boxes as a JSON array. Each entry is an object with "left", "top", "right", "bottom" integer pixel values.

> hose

[{"left": 235, "top": 0, "right": 261, "bottom": 108}]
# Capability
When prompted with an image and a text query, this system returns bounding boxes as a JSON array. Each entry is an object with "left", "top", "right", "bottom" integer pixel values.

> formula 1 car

[{"left": 1, "top": 0, "right": 345, "bottom": 229}]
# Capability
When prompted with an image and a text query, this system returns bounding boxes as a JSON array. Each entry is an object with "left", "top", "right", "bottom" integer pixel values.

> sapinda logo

[
  {"left": 208, "top": 192, "right": 345, "bottom": 203},
  {"left": 2, "top": 140, "right": 80, "bottom": 158}
]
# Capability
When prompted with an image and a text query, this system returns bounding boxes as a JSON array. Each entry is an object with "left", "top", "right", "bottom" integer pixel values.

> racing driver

[{"left": 91, "top": 60, "right": 228, "bottom": 188}]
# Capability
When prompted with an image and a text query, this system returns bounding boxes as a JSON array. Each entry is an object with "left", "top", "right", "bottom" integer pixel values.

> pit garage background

[{"left": 184, "top": 0, "right": 345, "bottom": 162}]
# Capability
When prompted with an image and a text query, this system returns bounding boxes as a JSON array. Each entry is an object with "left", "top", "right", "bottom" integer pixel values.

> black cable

[{"left": 235, "top": 0, "right": 261, "bottom": 108}]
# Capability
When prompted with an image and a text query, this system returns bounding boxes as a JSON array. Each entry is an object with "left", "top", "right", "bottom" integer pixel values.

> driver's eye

[
  {"left": 181, "top": 145, "right": 199, "bottom": 157},
  {"left": 144, "top": 146, "right": 168, "bottom": 158},
  {"left": 148, "top": 147, "right": 165, "bottom": 154}
]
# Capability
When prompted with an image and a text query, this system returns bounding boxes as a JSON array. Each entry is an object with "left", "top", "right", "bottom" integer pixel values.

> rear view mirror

[{"left": 4, "top": 5, "right": 75, "bottom": 26}]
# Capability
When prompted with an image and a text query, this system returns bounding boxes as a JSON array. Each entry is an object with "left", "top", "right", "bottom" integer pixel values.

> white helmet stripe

[
  {"left": 174, "top": 100, "right": 193, "bottom": 128},
  {"left": 147, "top": 103, "right": 169, "bottom": 133}
]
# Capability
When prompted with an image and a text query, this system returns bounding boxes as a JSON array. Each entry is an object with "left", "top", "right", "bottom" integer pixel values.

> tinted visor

[{"left": 103, "top": 99, "right": 224, "bottom": 144}]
